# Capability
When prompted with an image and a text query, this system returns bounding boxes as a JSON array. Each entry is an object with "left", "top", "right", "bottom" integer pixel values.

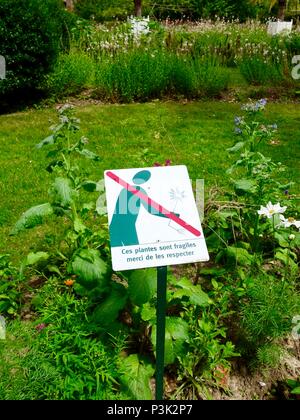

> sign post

[
  {"left": 156, "top": 266, "right": 167, "bottom": 400},
  {"left": 104, "top": 165, "right": 209, "bottom": 399}
]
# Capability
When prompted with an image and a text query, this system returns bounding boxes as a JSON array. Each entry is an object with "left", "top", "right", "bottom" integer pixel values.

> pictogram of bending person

[{"left": 109, "top": 170, "right": 179, "bottom": 247}]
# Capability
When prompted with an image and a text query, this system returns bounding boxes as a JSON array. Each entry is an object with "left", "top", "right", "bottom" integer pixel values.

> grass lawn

[{"left": 0, "top": 100, "right": 299, "bottom": 261}]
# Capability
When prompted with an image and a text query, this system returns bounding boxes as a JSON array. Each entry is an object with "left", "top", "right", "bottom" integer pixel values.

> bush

[
  {"left": 194, "top": 61, "right": 230, "bottom": 97},
  {"left": 48, "top": 52, "right": 95, "bottom": 97},
  {"left": 239, "top": 57, "right": 286, "bottom": 86},
  {"left": 95, "top": 51, "right": 170, "bottom": 102},
  {"left": 284, "top": 32, "right": 300, "bottom": 60},
  {"left": 240, "top": 275, "right": 300, "bottom": 357},
  {"left": 0, "top": 0, "right": 66, "bottom": 100},
  {"left": 94, "top": 52, "right": 229, "bottom": 102}
]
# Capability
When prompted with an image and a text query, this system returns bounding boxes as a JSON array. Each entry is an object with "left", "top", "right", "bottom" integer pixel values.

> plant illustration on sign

[{"left": 168, "top": 187, "right": 186, "bottom": 234}]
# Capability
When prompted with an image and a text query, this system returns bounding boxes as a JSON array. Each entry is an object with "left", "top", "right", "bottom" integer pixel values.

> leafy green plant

[
  {"left": 256, "top": 343, "right": 283, "bottom": 369},
  {"left": 152, "top": 317, "right": 190, "bottom": 366},
  {"left": 10, "top": 105, "right": 115, "bottom": 314},
  {"left": 0, "top": 320, "right": 64, "bottom": 400},
  {"left": 205, "top": 99, "right": 299, "bottom": 270},
  {"left": 174, "top": 306, "right": 238, "bottom": 399},
  {"left": 30, "top": 278, "right": 127, "bottom": 400},
  {"left": 240, "top": 274, "right": 300, "bottom": 350},
  {"left": 202, "top": 99, "right": 299, "bottom": 374},
  {"left": 0, "top": 255, "right": 21, "bottom": 316},
  {"left": 11, "top": 105, "right": 106, "bottom": 255},
  {"left": 285, "top": 378, "right": 300, "bottom": 398},
  {"left": 119, "top": 354, "right": 154, "bottom": 400}
]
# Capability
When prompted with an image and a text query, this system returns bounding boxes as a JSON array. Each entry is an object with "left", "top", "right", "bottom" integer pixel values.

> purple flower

[
  {"left": 258, "top": 98, "right": 267, "bottom": 106},
  {"left": 35, "top": 323, "right": 46, "bottom": 332},
  {"left": 284, "top": 190, "right": 289, "bottom": 196},
  {"left": 234, "top": 116, "right": 242, "bottom": 126},
  {"left": 256, "top": 99, "right": 267, "bottom": 110},
  {"left": 241, "top": 99, "right": 267, "bottom": 113},
  {"left": 271, "top": 123, "right": 278, "bottom": 130},
  {"left": 235, "top": 128, "right": 243, "bottom": 135},
  {"left": 154, "top": 160, "right": 172, "bottom": 167}
]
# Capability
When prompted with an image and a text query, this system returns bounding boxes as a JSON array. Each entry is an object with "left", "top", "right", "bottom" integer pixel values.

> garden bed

[{"left": 0, "top": 99, "right": 299, "bottom": 400}]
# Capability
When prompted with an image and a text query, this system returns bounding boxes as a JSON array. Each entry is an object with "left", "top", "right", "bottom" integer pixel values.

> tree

[
  {"left": 278, "top": 0, "right": 287, "bottom": 19},
  {"left": 145, "top": 0, "right": 256, "bottom": 21},
  {"left": 253, "top": 0, "right": 287, "bottom": 19},
  {"left": 134, "top": 0, "right": 142, "bottom": 17},
  {"left": 64, "top": 0, "right": 74, "bottom": 10}
]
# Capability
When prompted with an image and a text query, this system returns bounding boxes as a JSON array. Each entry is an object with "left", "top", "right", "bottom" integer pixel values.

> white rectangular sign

[{"left": 104, "top": 165, "right": 209, "bottom": 271}]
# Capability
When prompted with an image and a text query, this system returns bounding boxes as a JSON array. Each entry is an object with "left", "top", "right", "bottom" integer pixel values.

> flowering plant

[
  {"left": 229, "top": 99, "right": 278, "bottom": 154},
  {"left": 227, "top": 99, "right": 293, "bottom": 203},
  {"left": 257, "top": 202, "right": 287, "bottom": 219},
  {"left": 206, "top": 99, "right": 299, "bottom": 280}
]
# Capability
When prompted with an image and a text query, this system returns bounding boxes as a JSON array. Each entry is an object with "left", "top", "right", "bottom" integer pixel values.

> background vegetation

[
  {"left": 0, "top": 0, "right": 299, "bottom": 401},
  {"left": 0, "top": 0, "right": 69, "bottom": 103},
  {"left": 74, "top": 0, "right": 300, "bottom": 21}
]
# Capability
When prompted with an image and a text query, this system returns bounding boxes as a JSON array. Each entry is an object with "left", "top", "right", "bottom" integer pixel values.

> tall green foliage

[
  {"left": 0, "top": 0, "right": 65, "bottom": 99},
  {"left": 75, "top": 0, "right": 133, "bottom": 21},
  {"left": 74, "top": 0, "right": 257, "bottom": 21},
  {"left": 147, "top": 0, "right": 256, "bottom": 20}
]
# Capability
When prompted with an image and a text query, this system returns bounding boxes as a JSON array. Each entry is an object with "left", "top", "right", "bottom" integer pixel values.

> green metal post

[{"left": 155, "top": 265, "right": 167, "bottom": 400}]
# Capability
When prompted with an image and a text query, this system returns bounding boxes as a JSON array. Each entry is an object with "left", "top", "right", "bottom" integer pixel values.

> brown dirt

[{"left": 208, "top": 337, "right": 300, "bottom": 400}]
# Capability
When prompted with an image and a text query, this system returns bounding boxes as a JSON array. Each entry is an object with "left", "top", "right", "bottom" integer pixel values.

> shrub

[
  {"left": 48, "top": 52, "right": 95, "bottom": 97},
  {"left": 284, "top": 32, "right": 300, "bottom": 60},
  {"left": 239, "top": 57, "right": 286, "bottom": 85},
  {"left": 0, "top": 0, "right": 65, "bottom": 99},
  {"left": 240, "top": 275, "right": 300, "bottom": 357},
  {"left": 194, "top": 61, "right": 230, "bottom": 97},
  {"left": 94, "top": 52, "right": 229, "bottom": 102},
  {"left": 167, "top": 57, "right": 196, "bottom": 97},
  {"left": 95, "top": 51, "right": 170, "bottom": 102}
]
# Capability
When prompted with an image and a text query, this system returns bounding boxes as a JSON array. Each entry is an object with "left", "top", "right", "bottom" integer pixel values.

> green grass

[
  {"left": 0, "top": 315, "right": 125, "bottom": 400},
  {"left": 0, "top": 321, "right": 60, "bottom": 400},
  {"left": 0, "top": 101, "right": 299, "bottom": 261}
]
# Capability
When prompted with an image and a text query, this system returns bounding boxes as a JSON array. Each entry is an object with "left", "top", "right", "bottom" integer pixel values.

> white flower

[
  {"left": 259, "top": 381, "right": 267, "bottom": 387},
  {"left": 279, "top": 215, "right": 300, "bottom": 229},
  {"left": 289, "top": 234, "right": 296, "bottom": 241},
  {"left": 257, "top": 202, "right": 287, "bottom": 219}
]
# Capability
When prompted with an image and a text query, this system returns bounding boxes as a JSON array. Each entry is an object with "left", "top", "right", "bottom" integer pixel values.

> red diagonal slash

[{"left": 106, "top": 171, "right": 201, "bottom": 237}]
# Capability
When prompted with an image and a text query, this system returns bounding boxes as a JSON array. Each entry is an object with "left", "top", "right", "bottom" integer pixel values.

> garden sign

[
  {"left": 104, "top": 165, "right": 209, "bottom": 271},
  {"left": 104, "top": 165, "right": 209, "bottom": 399}
]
